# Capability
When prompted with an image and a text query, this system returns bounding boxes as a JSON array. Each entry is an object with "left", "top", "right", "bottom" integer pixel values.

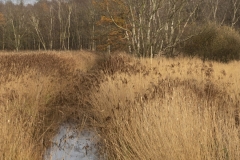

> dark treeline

[
  {"left": 0, "top": 0, "right": 95, "bottom": 51},
  {"left": 1, "top": 0, "right": 240, "bottom": 57}
]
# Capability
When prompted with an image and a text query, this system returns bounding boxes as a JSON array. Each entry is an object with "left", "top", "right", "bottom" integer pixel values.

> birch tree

[
  {"left": 0, "top": 12, "right": 6, "bottom": 50},
  {"left": 30, "top": 15, "right": 47, "bottom": 50},
  {"left": 105, "top": 0, "right": 200, "bottom": 57},
  {"left": 56, "top": 0, "right": 73, "bottom": 50},
  {"left": 5, "top": 3, "right": 28, "bottom": 51},
  {"left": 230, "top": 0, "right": 240, "bottom": 28}
]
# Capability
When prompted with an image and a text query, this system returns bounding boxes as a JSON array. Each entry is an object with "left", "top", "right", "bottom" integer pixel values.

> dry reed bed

[
  {"left": 0, "top": 51, "right": 239, "bottom": 160},
  {"left": 0, "top": 51, "right": 100, "bottom": 159},
  {"left": 87, "top": 54, "right": 240, "bottom": 159}
]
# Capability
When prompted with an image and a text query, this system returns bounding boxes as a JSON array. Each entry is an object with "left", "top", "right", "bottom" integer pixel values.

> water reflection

[{"left": 45, "top": 124, "right": 103, "bottom": 160}]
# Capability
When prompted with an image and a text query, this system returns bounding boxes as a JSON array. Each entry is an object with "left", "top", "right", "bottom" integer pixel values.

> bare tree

[
  {"left": 49, "top": 4, "right": 54, "bottom": 50},
  {"left": 230, "top": 0, "right": 240, "bottom": 28},
  {"left": 0, "top": 11, "right": 6, "bottom": 50},
  {"left": 105, "top": 0, "right": 201, "bottom": 57},
  {"left": 6, "top": 3, "right": 28, "bottom": 51},
  {"left": 56, "top": 0, "right": 73, "bottom": 50},
  {"left": 0, "top": 0, "right": 239, "bottom": 52},
  {"left": 30, "top": 15, "right": 47, "bottom": 50},
  {"left": 66, "top": 4, "right": 72, "bottom": 50}
]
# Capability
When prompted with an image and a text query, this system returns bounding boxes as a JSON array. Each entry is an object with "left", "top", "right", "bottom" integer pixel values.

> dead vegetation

[{"left": 0, "top": 51, "right": 239, "bottom": 160}]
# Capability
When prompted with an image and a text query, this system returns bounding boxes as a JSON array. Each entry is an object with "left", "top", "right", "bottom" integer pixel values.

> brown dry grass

[
  {"left": 88, "top": 54, "right": 240, "bottom": 160},
  {"left": 0, "top": 51, "right": 239, "bottom": 160},
  {"left": 0, "top": 50, "right": 100, "bottom": 159}
]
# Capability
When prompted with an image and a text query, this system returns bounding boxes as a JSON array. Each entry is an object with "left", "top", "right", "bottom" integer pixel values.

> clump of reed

[
  {"left": 0, "top": 51, "right": 239, "bottom": 160},
  {"left": 85, "top": 53, "right": 240, "bottom": 160},
  {"left": 0, "top": 51, "right": 99, "bottom": 160}
]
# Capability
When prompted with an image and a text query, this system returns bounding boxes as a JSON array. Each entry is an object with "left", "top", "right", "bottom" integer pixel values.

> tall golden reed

[{"left": 0, "top": 51, "right": 239, "bottom": 160}]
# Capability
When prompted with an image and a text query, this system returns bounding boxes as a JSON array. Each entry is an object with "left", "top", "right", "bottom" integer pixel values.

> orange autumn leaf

[{"left": 0, "top": 12, "right": 5, "bottom": 25}]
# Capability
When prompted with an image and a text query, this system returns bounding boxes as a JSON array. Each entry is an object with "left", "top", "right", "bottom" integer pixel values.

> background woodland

[{"left": 1, "top": 0, "right": 240, "bottom": 60}]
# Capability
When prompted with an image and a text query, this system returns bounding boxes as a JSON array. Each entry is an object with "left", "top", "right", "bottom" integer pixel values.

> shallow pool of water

[{"left": 45, "top": 124, "right": 104, "bottom": 160}]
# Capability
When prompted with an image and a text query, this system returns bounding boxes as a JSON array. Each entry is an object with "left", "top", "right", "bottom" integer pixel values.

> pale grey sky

[{"left": 1, "top": 0, "right": 37, "bottom": 4}]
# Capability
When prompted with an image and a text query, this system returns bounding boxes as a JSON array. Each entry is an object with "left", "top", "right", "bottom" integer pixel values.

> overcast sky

[{"left": 1, "top": 0, "right": 37, "bottom": 4}]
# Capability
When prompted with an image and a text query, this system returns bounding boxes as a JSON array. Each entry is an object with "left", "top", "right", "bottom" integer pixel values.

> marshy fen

[{"left": 0, "top": 51, "right": 239, "bottom": 159}]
